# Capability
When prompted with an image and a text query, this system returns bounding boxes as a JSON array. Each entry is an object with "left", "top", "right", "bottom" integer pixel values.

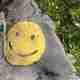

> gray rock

[{"left": 0, "top": 0, "right": 72, "bottom": 80}]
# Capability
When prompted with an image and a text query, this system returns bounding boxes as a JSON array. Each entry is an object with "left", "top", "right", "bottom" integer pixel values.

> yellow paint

[{"left": 5, "top": 21, "right": 46, "bottom": 65}]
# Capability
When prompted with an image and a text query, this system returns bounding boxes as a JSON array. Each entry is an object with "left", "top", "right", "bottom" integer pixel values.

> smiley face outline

[{"left": 5, "top": 21, "right": 46, "bottom": 66}]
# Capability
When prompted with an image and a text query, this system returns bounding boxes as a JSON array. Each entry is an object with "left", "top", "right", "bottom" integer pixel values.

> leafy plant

[{"left": 35, "top": 0, "right": 80, "bottom": 74}]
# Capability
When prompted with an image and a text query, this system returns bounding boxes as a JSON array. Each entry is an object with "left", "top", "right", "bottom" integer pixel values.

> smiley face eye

[
  {"left": 30, "top": 34, "right": 35, "bottom": 40},
  {"left": 16, "top": 32, "right": 20, "bottom": 37}
]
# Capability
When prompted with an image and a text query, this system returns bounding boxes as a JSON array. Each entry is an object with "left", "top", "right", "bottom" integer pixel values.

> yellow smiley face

[{"left": 5, "top": 21, "right": 46, "bottom": 65}]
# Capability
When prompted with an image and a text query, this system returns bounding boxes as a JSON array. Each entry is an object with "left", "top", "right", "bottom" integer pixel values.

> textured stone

[{"left": 0, "top": 0, "right": 72, "bottom": 80}]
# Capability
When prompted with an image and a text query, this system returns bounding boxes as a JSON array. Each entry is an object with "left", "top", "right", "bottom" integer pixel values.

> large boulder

[{"left": 0, "top": 0, "right": 72, "bottom": 80}]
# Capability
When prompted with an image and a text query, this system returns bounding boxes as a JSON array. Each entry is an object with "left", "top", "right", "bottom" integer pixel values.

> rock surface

[{"left": 0, "top": 0, "right": 73, "bottom": 80}]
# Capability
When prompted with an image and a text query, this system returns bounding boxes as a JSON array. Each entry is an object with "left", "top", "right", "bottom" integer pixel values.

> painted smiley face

[{"left": 5, "top": 21, "right": 46, "bottom": 65}]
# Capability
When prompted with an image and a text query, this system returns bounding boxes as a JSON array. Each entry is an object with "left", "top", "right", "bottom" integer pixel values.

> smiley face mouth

[
  {"left": 17, "top": 50, "right": 38, "bottom": 57},
  {"left": 9, "top": 41, "right": 38, "bottom": 57}
]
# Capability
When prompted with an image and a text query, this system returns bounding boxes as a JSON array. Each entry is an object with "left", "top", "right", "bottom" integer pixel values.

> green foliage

[{"left": 35, "top": 0, "right": 80, "bottom": 74}]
